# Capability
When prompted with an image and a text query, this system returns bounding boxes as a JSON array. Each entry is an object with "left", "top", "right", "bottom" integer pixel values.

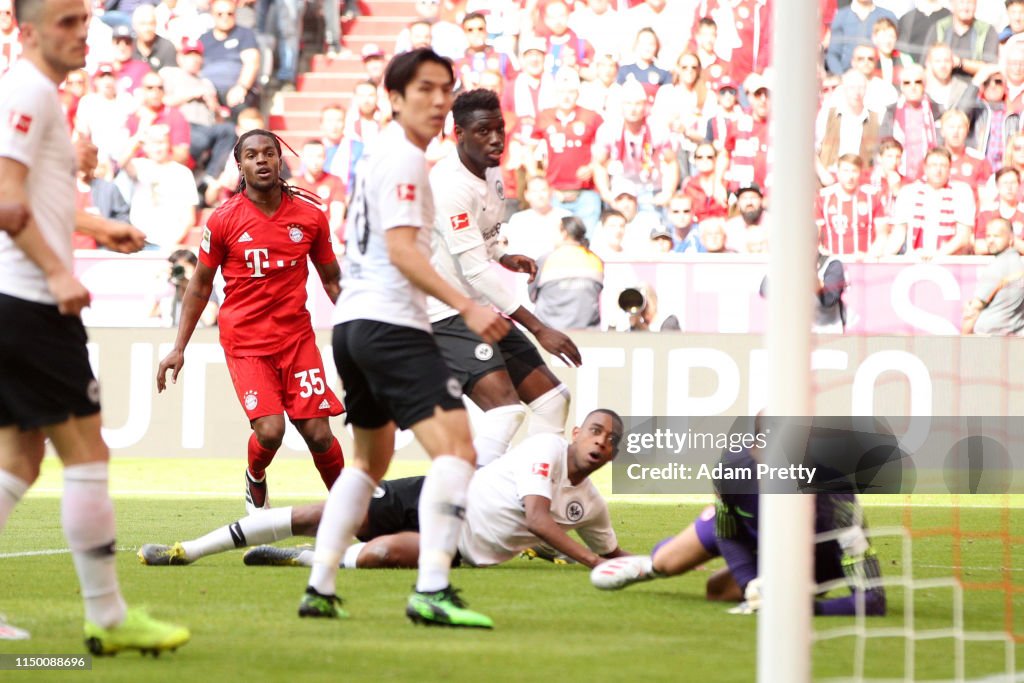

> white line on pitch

[{"left": 0, "top": 546, "right": 135, "bottom": 559}]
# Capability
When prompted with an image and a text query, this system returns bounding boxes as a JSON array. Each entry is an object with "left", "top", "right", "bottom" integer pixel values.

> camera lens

[{"left": 171, "top": 264, "right": 186, "bottom": 278}]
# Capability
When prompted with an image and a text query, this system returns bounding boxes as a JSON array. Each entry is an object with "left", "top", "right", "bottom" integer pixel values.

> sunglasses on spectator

[
  {"left": 695, "top": 154, "right": 715, "bottom": 160},
  {"left": 670, "top": 208, "right": 692, "bottom": 213},
  {"left": 902, "top": 79, "right": 924, "bottom": 85}
]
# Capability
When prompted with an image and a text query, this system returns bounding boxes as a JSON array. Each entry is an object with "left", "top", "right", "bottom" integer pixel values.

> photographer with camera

[
  {"left": 150, "top": 249, "right": 219, "bottom": 327},
  {"left": 614, "top": 283, "right": 680, "bottom": 332}
]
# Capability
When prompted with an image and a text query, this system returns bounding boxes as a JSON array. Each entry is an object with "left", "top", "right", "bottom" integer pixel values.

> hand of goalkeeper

[{"left": 728, "top": 577, "right": 763, "bottom": 615}]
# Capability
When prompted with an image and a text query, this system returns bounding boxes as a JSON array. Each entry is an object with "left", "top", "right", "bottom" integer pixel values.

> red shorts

[{"left": 224, "top": 334, "right": 344, "bottom": 422}]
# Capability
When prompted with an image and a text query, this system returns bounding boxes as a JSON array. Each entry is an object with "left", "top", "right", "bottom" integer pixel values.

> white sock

[
  {"left": 342, "top": 542, "right": 366, "bottom": 568},
  {"left": 416, "top": 456, "right": 473, "bottom": 593},
  {"left": 473, "top": 404, "right": 526, "bottom": 468},
  {"left": 308, "top": 467, "right": 375, "bottom": 596},
  {"left": 181, "top": 506, "right": 293, "bottom": 561},
  {"left": 62, "top": 463, "right": 126, "bottom": 629},
  {"left": 0, "top": 469, "right": 29, "bottom": 533},
  {"left": 526, "top": 384, "right": 570, "bottom": 436}
]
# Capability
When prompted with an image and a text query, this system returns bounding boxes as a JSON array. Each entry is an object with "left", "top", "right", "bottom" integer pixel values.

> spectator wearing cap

[
  {"left": 75, "top": 63, "right": 136, "bottom": 166},
  {"left": 540, "top": 1, "right": 595, "bottom": 78},
  {"left": 529, "top": 216, "right": 604, "bottom": 330},
  {"left": 826, "top": 0, "right": 898, "bottom": 75},
  {"left": 691, "top": 0, "right": 773, "bottom": 85},
  {"left": 887, "top": 146, "right": 974, "bottom": 256},
  {"left": 616, "top": 28, "right": 671, "bottom": 104},
  {"left": 724, "top": 182, "right": 768, "bottom": 253},
  {"left": 110, "top": 24, "right": 153, "bottom": 94},
  {"left": 393, "top": 0, "right": 467, "bottom": 60},
  {"left": 503, "top": 175, "right": 571, "bottom": 259},
  {"left": 160, "top": 38, "right": 237, "bottom": 179},
  {"left": 897, "top": 0, "right": 950, "bottom": 63},
  {"left": 664, "top": 193, "right": 705, "bottom": 253},
  {"left": 593, "top": 80, "right": 678, "bottom": 216},
  {"left": 924, "top": 0, "right": 999, "bottom": 82},
  {"left": 680, "top": 142, "right": 728, "bottom": 221},
  {"left": 693, "top": 17, "right": 731, "bottom": 91},
  {"left": 880, "top": 63, "right": 941, "bottom": 179},
  {"left": 199, "top": 0, "right": 260, "bottom": 117},
  {"left": 531, "top": 68, "right": 604, "bottom": 235},
  {"left": 0, "top": 0, "right": 21, "bottom": 77},
  {"left": 122, "top": 71, "right": 192, "bottom": 167},
  {"left": 569, "top": 0, "right": 624, "bottom": 61},
  {"left": 957, "top": 63, "right": 1012, "bottom": 168},
  {"left": 356, "top": 44, "right": 392, "bottom": 121},
  {"left": 724, "top": 72, "right": 771, "bottom": 192},
  {"left": 607, "top": 177, "right": 665, "bottom": 254},
  {"left": 131, "top": 5, "right": 177, "bottom": 72},
  {"left": 504, "top": 37, "right": 556, "bottom": 123},
  {"left": 704, "top": 79, "right": 743, "bottom": 152},
  {"left": 454, "top": 12, "right": 514, "bottom": 90},
  {"left": 121, "top": 124, "right": 199, "bottom": 249},
  {"left": 579, "top": 51, "right": 624, "bottom": 118},
  {"left": 649, "top": 226, "right": 675, "bottom": 253},
  {"left": 815, "top": 69, "right": 883, "bottom": 186}
]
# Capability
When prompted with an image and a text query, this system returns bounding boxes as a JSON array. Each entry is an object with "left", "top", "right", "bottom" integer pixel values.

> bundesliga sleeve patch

[
  {"left": 9, "top": 111, "right": 32, "bottom": 135},
  {"left": 450, "top": 213, "right": 470, "bottom": 231},
  {"left": 396, "top": 184, "right": 416, "bottom": 201},
  {"left": 531, "top": 462, "right": 550, "bottom": 478},
  {"left": 200, "top": 227, "right": 211, "bottom": 253}
]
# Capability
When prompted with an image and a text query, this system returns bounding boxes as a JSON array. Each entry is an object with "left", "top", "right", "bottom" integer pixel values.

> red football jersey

[
  {"left": 199, "top": 192, "right": 335, "bottom": 357},
  {"left": 533, "top": 105, "right": 603, "bottom": 190},
  {"left": 815, "top": 184, "right": 886, "bottom": 255}
]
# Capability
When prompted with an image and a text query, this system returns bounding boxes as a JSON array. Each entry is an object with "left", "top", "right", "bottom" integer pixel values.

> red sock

[
  {"left": 310, "top": 437, "right": 345, "bottom": 490},
  {"left": 247, "top": 432, "right": 277, "bottom": 480}
]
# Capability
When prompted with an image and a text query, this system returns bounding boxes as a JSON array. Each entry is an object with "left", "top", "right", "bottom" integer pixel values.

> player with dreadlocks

[{"left": 154, "top": 129, "right": 347, "bottom": 527}]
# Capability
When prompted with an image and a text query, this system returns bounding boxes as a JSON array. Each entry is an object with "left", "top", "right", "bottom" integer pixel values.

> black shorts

[
  {"left": 333, "top": 319, "right": 464, "bottom": 430},
  {"left": 432, "top": 315, "right": 545, "bottom": 394},
  {"left": 359, "top": 476, "right": 424, "bottom": 541},
  {"left": 0, "top": 293, "right": 101, "bottom": 430}
]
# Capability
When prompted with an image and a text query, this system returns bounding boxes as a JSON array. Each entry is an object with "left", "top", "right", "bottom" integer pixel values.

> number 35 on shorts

[{"left": 294, "top": 369, "right": 326, "bottom": 398}]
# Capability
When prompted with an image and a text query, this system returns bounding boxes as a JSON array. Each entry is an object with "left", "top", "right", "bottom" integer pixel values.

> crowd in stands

[{"left": 6, "top": 0, "right": 1024, "bottom": 331}]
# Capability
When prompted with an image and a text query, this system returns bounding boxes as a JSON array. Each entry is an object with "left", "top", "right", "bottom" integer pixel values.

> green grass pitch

[{"left": 1, "top": 458, "right": 1021, "bottom": 682}]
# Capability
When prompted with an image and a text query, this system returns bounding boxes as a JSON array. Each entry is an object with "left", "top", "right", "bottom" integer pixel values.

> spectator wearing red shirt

[
  {"left": 975, "top": 167, "right": 1024, "bottom": 253},
  {"left": 725, "top": 72, "right": 771, "bottom": 192},
  {"left": 888, "top": 147, "right": 975, "bottom": 256},
  {"left": 816, "top": 154, "right": 888, "bottom": 256},
  {"left": 532, "top": 69, "right": 604, "bottom": 234},
  {"left": 680, "top": 142, "right": 728, "bottom": 221},
  {"left": 157, "top": 130, "right": 346, "bottom": 511},
  {"left": 110, "top": 24, "right": 152, "bottom": 95},
  {"left": 291, "top": 139, "right": 346, "bottom": 244},
  {"left": 693, "top": 0, "right": 772, "bottom": 85},
  {"left": 693, "top": 16, "right": 731, "bottom": 91},
  {"left": 123, "top": 71, "right": 191, "bottom": 167},
  {"left": 940, "top": 108, "right": 992, "bottom": 197}
]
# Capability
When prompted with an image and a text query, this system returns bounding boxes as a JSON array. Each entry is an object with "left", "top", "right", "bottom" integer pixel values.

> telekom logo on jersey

[{"left": 245, "top": 248, "right": 269, "bottom": 277}]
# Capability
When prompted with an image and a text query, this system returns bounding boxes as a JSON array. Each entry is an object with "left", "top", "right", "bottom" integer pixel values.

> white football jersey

[
  {"left": 459, "top": 433, "right": 617, "bottom": 566},
  {"left": 0, "top": 60, "right": 76, "bottom": 305},
  {"left": 332, "top": 121, "right": 435, "bottom": 332},
  {"left": 426, "top": 152, "right": 507, "bottom": 323}
]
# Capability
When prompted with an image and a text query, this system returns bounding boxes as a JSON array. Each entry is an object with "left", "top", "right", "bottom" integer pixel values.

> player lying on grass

[
  {"left": 591, "top": 446, "right": 887, "bottom": 616},
  {"left": 140, "top": 409, "right": 630, "bottom": 570}
]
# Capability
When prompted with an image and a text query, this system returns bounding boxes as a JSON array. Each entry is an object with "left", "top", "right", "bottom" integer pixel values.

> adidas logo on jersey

[
  {"left": 238, "top": 232, "right": 254, "bottom": 242},
  {"left": 318, "top": 399, "right": 330, "bottom": 410}
]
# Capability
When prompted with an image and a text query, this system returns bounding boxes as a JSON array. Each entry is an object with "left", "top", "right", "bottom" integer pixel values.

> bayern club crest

[{"left": 288, "top": 224, "right": 303, "bottom": 242}]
